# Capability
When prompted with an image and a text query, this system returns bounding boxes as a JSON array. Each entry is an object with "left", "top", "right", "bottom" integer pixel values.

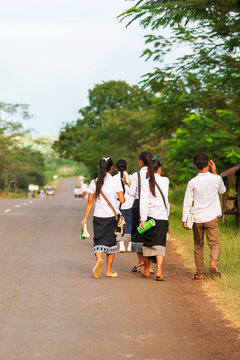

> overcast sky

[{"left": 0, "top": 0, "right": 157, "bottom": 135}]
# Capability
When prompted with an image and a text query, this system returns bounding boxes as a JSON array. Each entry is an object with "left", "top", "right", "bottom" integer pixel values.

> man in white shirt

[{"left": 182, "top": 153, "right": 226, "bottom": 280}]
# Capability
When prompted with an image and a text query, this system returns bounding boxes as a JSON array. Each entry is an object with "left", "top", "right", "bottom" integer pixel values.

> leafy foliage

[
  {"left": 0, "top": 102, "right": 46, "bottom": 192},
  {"left": 118, "top": 0, "right": 240, "bottom": 181},
  {"left": 54, "top": 81, "right": 158, "bottom": 177}
]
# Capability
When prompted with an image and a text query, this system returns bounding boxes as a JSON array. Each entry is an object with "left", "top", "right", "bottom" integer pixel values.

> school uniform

[
  {"left": 182, "top": 172, "right": 226, "bottom": 275},
  {"left": 113, "top": 172, "right": 134, "bottom": 235},
  {"left": 140, "top": 174, "right": 170, "bottom": 259},
  {"left": 128, "top": 166, "right": 148, "bottom": 252},
  {"left": 88, "top": 173, "right": 123, "bottom": 254}
]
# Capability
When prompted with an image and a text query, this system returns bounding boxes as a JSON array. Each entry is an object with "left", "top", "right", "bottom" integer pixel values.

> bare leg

[
  {"left": 149, "top": 260, "right": 154, "bottom": 274},
  {"left": 156, "top": 255, "right": 164, "bottom": 278},
  {"left": 106, "top": 254, "right": 115, "bottom": 275},
  {"left": 142, "top": 256, "right": 151, "bottom": 276},
  {"left": 137, "top": 252, "right": 144, "bottom": 267},
  {"left": 95, "top": 252, "right": 103, "bottom": 260},
  {"left": 93, "top": 252, "right": 104, "bottom": 279}
]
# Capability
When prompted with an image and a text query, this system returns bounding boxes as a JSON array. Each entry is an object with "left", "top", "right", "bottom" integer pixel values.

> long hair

[
  {"left": 116, "top": 159, "right": 127, "bottom": 194},
  {"left": 95, "top": 157, "right": 113, "bottom": 198},
  {"left": 139, "top": 151, "right": 156, "bottom": 196}
]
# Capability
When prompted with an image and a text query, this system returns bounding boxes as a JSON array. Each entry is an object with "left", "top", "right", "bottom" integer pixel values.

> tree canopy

[
  {"left": 0, "top": 102, "right": 46, "bottom": 192},
  {"left": 53, "top": 81, "right": 157, "bottom": 177},
  {"left": 118, "top": 0, "right": 240, "bottom": 181},
  {"left": 55, "top": 3, "right": 240, "bottom": 183}
]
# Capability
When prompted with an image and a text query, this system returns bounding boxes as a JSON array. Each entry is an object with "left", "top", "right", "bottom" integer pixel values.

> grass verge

[{"left": 169, "top": 187, "right": 240, "bottom": 329}]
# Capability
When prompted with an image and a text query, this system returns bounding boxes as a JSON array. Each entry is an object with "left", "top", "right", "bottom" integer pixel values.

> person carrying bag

[{"left": 81, "top": 157, "right": 125, "bottom": 279}]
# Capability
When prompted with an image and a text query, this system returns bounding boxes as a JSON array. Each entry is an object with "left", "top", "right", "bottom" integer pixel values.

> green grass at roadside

[
  {"left": 169, "top": 187, "right": 240, "bottom": 327},
  {"left": 0, "top": 190, "right": 28, "bottom": 199}
]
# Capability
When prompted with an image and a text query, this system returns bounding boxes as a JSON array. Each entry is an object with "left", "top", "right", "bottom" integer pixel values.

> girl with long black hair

[
  {"left": 113, "top": 159, "right": 134, "bottom": 252},
  {"left": 82, "top": 157, "right": 125, "bottom": 279},
  {"left": 128, "top": 150, "right": 154, "bottom": 272},
  {"left": 139, "top": 158, "right": 170, "bottom": 281}
]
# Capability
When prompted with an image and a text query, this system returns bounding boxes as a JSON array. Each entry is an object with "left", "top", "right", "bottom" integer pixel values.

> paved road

[{"left": 0, "top": 178, "right": 239, "bottom": 360}]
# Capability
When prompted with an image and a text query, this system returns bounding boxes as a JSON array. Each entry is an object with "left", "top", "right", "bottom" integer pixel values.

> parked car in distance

[{"left": 45, "top": 185, "right": 55, "bottom": 196}]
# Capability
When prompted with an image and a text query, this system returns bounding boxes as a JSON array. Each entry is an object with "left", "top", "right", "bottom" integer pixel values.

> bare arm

[
  {"left": 81, "top": 193, "right": 94, "bottom": 227},
  {"left": 209, "top": 160, "right": 217, "bottom": 175},
  {"left": 117, "top": 191, "right": 125, "bottom": 204}
]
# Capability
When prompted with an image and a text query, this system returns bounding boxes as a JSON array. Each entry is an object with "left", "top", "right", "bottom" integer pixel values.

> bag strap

[
  {"left": 137, "top": 171, "right": 141, "bottom": 200},
  {"left": 155, "top": 182, "right": 167, "bottom": 211},
  {"left": 94, "top": 180, "right": 118, "bottom": 220}
]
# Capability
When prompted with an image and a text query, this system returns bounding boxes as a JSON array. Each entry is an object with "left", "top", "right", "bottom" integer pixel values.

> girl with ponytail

[
  {"left": 82, "top": 157, "right": 125, "bottom": 279},
  {"left": 139, "top": 158, "right": 170, "bottom": 281},
  {"left": 128, "top": 150, "right": 155, "bottom": 273},
  {"left": 113, "top": 159, "right": 134, "bottom": 252}
]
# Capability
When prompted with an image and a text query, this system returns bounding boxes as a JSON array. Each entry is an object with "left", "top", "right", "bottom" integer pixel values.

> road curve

[{"left": 0, "top": 178, "right": 239, "bottom": 360}]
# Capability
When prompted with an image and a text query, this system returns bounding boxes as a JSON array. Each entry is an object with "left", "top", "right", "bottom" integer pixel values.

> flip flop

[
  {"left": 93, "top": 259, "right": 104, "bottom": 279},
  {"left": 131, "top": 265, "right": 138, "bottom": 272},
  {"left": 105, "top": 271, "right": 118, "bottom": 278},
  {"left": 155, "top": 276, "right": 164, "bottom": 281},
  {"left": 137, "top": 265, "right": 144, "bottom": 273},
  {"left": 141, "top": 273, "right": 151, "bottom": 278}
]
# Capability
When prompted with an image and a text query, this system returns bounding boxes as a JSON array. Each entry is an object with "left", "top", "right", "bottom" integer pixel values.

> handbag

[
  {"left": 186, "top": 211, "right": 195, "bottom": 229},
  {"left": 94, "top": 180, "right": 126, "bottom": 236}
]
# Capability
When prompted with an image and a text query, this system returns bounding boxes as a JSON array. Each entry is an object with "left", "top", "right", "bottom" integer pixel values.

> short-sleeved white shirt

[
  {"left": 128, "top": 166, "right": 148, "bottom": 199},
  {"left": 88, "top": 173, "right": 123, "bottom": 218},
  {"left": 112, "top": 172, "right": 134, "bottom": 210},
  {"left": 140, "top": 174, "right": 170, "bottom": 221}
]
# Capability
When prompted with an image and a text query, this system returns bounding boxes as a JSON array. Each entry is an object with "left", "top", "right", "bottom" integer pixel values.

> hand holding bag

[{"left": 186, "top": 212, "right": 195, "bottom": 229}]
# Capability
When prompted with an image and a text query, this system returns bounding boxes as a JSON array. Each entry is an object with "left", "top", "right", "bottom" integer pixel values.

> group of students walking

[
  {"left": 82, "top": 151, "right": 169, "bottom": 281},
  {"left": 81, "top": 151, "right": 226, "bottom": 281}
]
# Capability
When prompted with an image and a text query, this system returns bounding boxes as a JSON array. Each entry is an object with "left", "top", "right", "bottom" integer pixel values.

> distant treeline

[
  {"left": 54, "top": 1, "right": 240, "bottom": 182},
  {"left": 0, "top": 102, "right": 88, "bottom": 194}
]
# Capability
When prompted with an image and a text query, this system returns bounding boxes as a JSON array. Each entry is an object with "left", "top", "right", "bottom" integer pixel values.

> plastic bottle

[{"left": 137, "top": 219, "right": 156, "bottom": 234}]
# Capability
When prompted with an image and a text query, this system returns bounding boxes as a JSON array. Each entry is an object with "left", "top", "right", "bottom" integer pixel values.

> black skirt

[
  {"left": 142, "top": 218, "right": 169, "bottom": 247},
  {"left": 93, "top": 216, "right": 118, "bottom": 254},
  {"left": 131, "top": 199, "right": 142, "bottom": 243}
]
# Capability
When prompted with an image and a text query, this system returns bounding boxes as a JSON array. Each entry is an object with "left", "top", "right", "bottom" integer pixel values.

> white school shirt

[
  {"left": 112, "top": 172, "right": 134, "bottom": 210},
  {"left": 88, "top": 173, "right": 123, "bottom": 218},
  {"left": 182, "top": 172, "right": 226, "bottom": 223},
  {"left": 140, "top": 174, "right": 170, "bottom": 221},
  {"left": 128, "top": 166, "right": 148, "bottom": 199}
]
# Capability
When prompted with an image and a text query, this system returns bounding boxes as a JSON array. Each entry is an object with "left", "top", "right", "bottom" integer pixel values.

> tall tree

[
  {"left": 54, "top": 81, "right": 156, "bottom": 177},
  {"left": 119, "top": 0, "right": 240, "bottom": 176}
]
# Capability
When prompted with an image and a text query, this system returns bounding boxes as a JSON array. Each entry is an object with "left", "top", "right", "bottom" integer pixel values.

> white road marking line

[
  {"left": 15, "top": 205, "right": 20, "bottom": 208},
  {"left": 29, "top": 201, "right": 33, "bottom": 203},
  {"left": 23, "top": 203, "right": 27, "bottom": 205},
  {"left": 4, "top": 209, "right": 11, "bottom": 213}
]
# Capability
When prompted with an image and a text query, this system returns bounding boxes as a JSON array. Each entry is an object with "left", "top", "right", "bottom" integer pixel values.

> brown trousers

[{"left": 192, "top": 217, "right": 220, "bottom": 275}]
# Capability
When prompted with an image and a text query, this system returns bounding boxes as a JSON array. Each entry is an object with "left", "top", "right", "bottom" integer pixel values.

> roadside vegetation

[{"left": 0, "top": 104, "right": 89, "bottom": 198}]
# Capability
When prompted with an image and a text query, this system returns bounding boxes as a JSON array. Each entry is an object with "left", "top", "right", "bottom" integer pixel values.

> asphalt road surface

[{"left": 0, "top": 178, "right": 239, "bottom": 360}]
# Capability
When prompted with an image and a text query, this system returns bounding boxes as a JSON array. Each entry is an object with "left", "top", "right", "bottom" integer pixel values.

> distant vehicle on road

[{"left": 45, "top": 185, "right": 55, "bottom": 196}]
